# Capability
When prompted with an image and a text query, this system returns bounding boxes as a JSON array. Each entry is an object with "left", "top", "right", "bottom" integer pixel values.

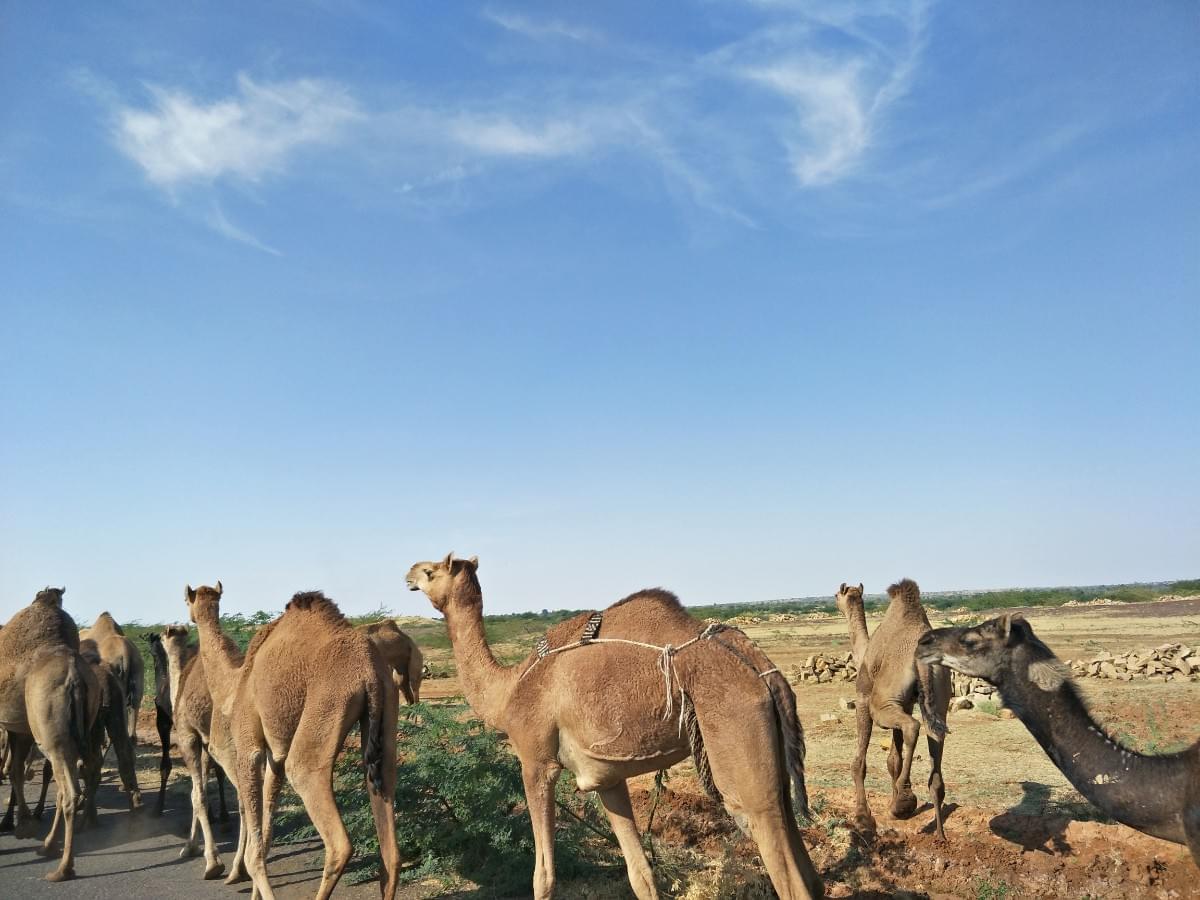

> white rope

[{"left": 758, "top": 667, "right": 780, "bottom": 678}]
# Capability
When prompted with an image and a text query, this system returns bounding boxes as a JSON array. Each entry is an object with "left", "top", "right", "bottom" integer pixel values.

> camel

[
  {"left": 836, "top": 579, "right": 950, "bottom": 840},
  {"left": 28, "top": 648, "right": 143, "bottom": 823},
  {"left": 182, "top": 584, "right": 251, "bottom": 883},
  {"left": 147, "top": 627, "right": 231, "bottom": 823},
  {"left": 408, "top": 554, "right": 824, "bottom": 900},
  {"left": 227, "top": 589, "right": 401, "bottom": 900},
  {"left": 80, "top": 611, "right": 145, "bottom": 746},
  {"left": 917, "top": 614, "right": 1200, "bottom": 867},
  {"left": 358, "top": 618, "right": 424, "bottom": 704},
  {"left": 0, "top": 587, "right": 100, "bottom": 881}
]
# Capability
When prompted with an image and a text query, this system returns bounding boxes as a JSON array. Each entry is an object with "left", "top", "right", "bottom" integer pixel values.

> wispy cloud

[
  {"left": 114, "top": 74, "right": 360, "bottom": 189},
  {"left": 206, "top": 201, "right": 282, "bottom": 255},
  {"left": 482, "top": 8, "right": 603, "bottom": 44},
  {"left": 448, "top": 115, "right": 593, "bottom": 158},
  {"left": 97, "top": 1, "right": 934, "bottom": 245}
]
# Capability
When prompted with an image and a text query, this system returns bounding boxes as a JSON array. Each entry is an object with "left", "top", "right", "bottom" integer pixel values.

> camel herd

[{"left": 1, "top": 558, "right": 1198, "bottom": 900}]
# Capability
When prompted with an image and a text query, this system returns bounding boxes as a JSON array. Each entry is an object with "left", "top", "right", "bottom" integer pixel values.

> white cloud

[
  {"left": 742, "top": 60, "right": 870, "bottom": 185},
  {"left": 482, "top": 9, "right": 603, "bottom": 44},
  {"left": 115, "top": 74, "right": 360, "bottom": 188},
  {"left": 448, "top": 116, "right": 593, "bottom": 158}
]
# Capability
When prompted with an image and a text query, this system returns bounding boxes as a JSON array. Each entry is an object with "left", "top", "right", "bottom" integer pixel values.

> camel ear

[
  {"left": 59, "top": 586, "right": 66, "bottom": 596},
  {"left": 442, "top": 552, "right": 454, "bottom": 569},
  {"left": 838, "top": 582, "right": 847, "bottom": 594},
  {"left": 185, "top": 585, "right": 195, "bottom": 603},
  {"left": 215, "top": 580, "right": 223, "bottom": 597},
  {"left": 467, "top": 555, "right": 479, "bottom": 571},
  {"left": 858, "top": 583, "right": 863, "bottom": 593}
]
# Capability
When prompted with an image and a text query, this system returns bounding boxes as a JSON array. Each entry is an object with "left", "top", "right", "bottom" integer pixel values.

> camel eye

[{"left": 424, "top": 568, "right": 433, "bottom": 577}]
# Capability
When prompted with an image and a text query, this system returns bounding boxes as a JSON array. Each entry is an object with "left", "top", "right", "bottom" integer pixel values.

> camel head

[
  {"left": 835, "top": 582, "right": 864, "bottom": 616},
  {"left": 161, "top": 624, "right": 191, "bottom": 651},
  {"left": 34, "top": 586, "right": 66, "bottom": 607},
  {"left": 917, "top": 614, "right": 1070, "bottom": 692},
  {"left": 184, "top": 581, "right": 224, "bottom": 623},
  {"left": 406, "top": 553, "right": 480, "bottom": 613}
]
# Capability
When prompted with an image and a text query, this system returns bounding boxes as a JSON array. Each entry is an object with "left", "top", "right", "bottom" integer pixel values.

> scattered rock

[
  {"left": 950, "top": 696, "right": 974, "bottom": 711},
  {"left": 838, "top": 697, "right": 856, "bottom": 710},
  {"left": 820, "top": 713, "right": 841, "bottom": 723},
  {"left": 999, "top": 709, "right": 1016, "bottom": 719}
]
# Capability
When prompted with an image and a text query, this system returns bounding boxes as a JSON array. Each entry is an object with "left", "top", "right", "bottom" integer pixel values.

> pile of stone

[
  {"left": 1063, "top": 643, "right": 1197, "bottom": 682},
  {"left": 789, "top": 652, "right": 858, "bottom": 684},
  {"left": 949, "top": 671, "right": 999, "bottom": 709}
]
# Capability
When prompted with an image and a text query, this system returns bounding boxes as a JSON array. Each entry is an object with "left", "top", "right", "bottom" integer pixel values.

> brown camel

[
  {"left": 408, "top": 554, "right": 824, "bottom": 900},
  {"left": 227, "top": 590, "right": 401, "bottom": 900},
  {"left": 918, "top": 614, "right": 1200, "bottom": 867},
  {"left": 148, "top": 627, "right": 231, "bottom": 824},
  {"left": 836, "top": 579, "right": 950, "bottom": 840},
  {"left": 182, "top": 585, "right": 250, "bottom": 883},
  {"left": 43, "top": 649, "right": 143, "bottom": 825},
  {"left": 80, "top": 611, "right": 145, "bottom": 746},
  {"left": 358, "top": 618, "right": 424, "bottom": 704},
  {"left": 0, "top": 587, "right": 100, "bottom": 881}
]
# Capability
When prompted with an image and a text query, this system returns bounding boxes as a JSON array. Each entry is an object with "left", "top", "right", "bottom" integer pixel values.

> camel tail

[
  {"left": 408, "top": 644, "right": 424, "bottom": 703},
  {"left": 917, "top": 659, "right": 950, "bottom": 740},
  {"left": 362, "top": 677, "right": 386, "bottom": 797},
  {"left": 66, "top": 663, "right": 89, "bottom": 760},
  {"left": 680, "top": 696, "right": 722, "bottom": 804},
  {"left": 764, "top": 671, "right": 811, "bottom": 820}
]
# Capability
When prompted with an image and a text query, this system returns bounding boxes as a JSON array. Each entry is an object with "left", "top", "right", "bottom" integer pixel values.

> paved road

[{"left": 0, "top": 766, "right": 384, "bottom": 899}]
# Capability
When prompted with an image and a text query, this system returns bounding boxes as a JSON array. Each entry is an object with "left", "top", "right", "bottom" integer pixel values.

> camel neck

[
  {"left": 1000, "top": 673, "right": 1192, "bottom": 843},
  {"left": 442, "top": 603, "right": 517, "bottom": 728},
  {"left": 841, "top": 600, "right": 870, "bottom": 666},
  {"left": 193, "top": 609, "right": 241, "bottom": 703}
]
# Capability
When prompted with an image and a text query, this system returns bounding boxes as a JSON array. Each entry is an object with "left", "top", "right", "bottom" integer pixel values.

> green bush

[{"left": 278, "top": 702, "right": 619, "bottom": 894}]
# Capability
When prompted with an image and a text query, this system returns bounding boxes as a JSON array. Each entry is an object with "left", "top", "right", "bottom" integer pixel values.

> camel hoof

[
  {"left": 44, "top": 867, "right": 74, "bottom": 882},
  {"left": 852, "top": 814, "right": 877, "bottom": 839},
  {"left": 37, "top": 843, "right": 60, "bottom": 858},
  {"left": 225, "top": 870, "right": 250, "bottom": 885},
  {"left": 890, "top": 794, "right": 918, "bottom": 819},
  {"left": 15, "top": 821, "right": 40, "bottom": 839},
  {"left": 204, "top": 861, "right": 226, "bottom": 880},
  {"left": 128, "top": 793, "right": 144, "bottom": 811},
  {"left": 180, "top": 843, "right": 199, "bottom": 859}
]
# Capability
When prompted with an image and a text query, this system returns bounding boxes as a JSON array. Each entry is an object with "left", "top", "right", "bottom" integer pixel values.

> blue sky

[{"left": 2, "top": 1, "right": 1197, "bottom": 622}]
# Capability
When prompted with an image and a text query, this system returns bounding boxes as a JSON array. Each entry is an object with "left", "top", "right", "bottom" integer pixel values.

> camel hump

[
  {"left": 284, "top": 590, "right": 348, "bottom": 623},
  {"left": 94, "top": 612, "right": 125, "bottom": 635},
  {"left": 606, "top": 587, "right": 682, "bottom": 612},
  {"left": 887, "top": 579, "right": 920, "bottom": 603}
]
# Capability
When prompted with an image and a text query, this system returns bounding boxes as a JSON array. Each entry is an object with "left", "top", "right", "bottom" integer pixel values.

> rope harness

[{"left": 522, "top": 616, "right": 780, "bottom": 729}]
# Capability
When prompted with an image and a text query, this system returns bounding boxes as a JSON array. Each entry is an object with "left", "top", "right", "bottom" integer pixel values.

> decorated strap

[
  {"left": 581, "top": 611, "right": 603, "bottom": 642},
  {"left": 534, "top": 636, "right": 550, "bottom": 658}
]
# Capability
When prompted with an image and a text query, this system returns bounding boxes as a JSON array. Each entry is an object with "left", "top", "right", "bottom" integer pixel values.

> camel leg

[
  {"left": 154, "top": 705, "right": 171, "bottom": 816},
  {"left": 695, "top": 700, "right": 823, "bottom": 900},
  {"left": 850, "top": 699, "right": 876, "bottom": 835},
  {"left": 237, "top": 749, "right": 277, "bottom": 900},
  {"left": 286, "top": 758, "right": 350, "bottom": 900},
  {"left": 224, "top": 789, "right": 251, "bottom": 885},
  {"left": 4, "top": 734, "right": 35, "bottom": 835},
  {"left": 105, "top": 710, "right": 142, "bottom": 811},
  {"left": 35, "top": 758, "right": 52, "bottom": 819},
  {"left": 521, "top": 760, "right": 561, "bottom": 900},
  {"left": 367, "top": 779, "right": 401, "bottom": 900},
  {"left": 261, "top": 757, "right": 285, "bottom": 861},
  {"left": 926, "top": 731, "right": 946, "bottom": 841},
  {"left": 873, "top": 702, "right": 920, "bottom": 819},
  {"left": 181, "top": 733, "right": 224, "bottom": 878},
  {"left": 213, "top": 761, "right": 231, "bottom": 823},
  {"left": 598, "top": 782, "right": 657, "bottom": 900},
  {"left": 41, "top": 750, "right": 81, "bottom": 881}
]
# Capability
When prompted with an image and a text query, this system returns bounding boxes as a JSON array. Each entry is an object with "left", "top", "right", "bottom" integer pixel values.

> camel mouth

[
  {"left": 405, "top": 579, "right": 419, "bottom": 592},
  {"left": 916, "top": 649, "right": 943, "bottom": 666}
]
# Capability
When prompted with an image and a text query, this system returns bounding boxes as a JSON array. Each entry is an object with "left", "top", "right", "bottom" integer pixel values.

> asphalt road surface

[{"left": 0, "top": 767, "right": 384, "bottom": 899}]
